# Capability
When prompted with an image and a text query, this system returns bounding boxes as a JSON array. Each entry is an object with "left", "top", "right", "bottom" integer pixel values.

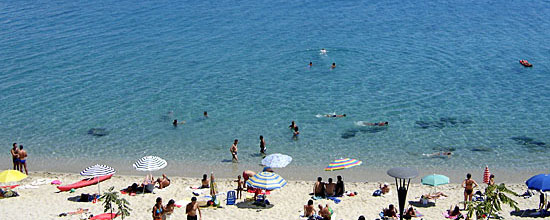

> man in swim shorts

[
  {"left": 186, "top": 197, "right": 201, "bottom": 220},
  {"left": 10, "top": 143, "right": 19, "bottom": 171},
  {"left": 462, "top": 173, "right": 478, "bottom": 209},
  {"left": 18, "top": 145, "right": 28, "bottom": 175}
]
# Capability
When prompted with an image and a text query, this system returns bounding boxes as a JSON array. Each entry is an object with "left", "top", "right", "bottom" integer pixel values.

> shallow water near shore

[{"left": 1, "top": 0, "right": 550, "bottom": 178}]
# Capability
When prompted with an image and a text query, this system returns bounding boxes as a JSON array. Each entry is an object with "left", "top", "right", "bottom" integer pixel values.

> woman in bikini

[
  {"left": 152, "top": 197, "right": 164, "bottom": 220},
  {"left": 462, "top": 173, "right": 478, "bottom": 209}
]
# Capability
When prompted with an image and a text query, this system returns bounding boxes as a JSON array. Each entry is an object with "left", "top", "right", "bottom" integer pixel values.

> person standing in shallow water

[
  {"left": 259, "top": 135, "right": 266, "bottom": 156},
  {"left": 230, "top": 139, "right": 238, "bottom": 162},
  {"left": 18, "top": 145, "right": 28, "bottom": 175}
]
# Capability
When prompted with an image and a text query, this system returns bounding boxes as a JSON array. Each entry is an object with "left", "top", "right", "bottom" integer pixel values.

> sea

[{"left": 1, "top": 0, "right": 549, "bottom": 182}]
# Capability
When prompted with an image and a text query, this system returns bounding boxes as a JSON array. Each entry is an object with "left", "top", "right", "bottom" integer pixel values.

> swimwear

[
  {"left": 20, "top": 159, "right": 26, "bottom": 164},
  {"left": 187, "top": 215, "right": 198, "bottom": 220},
  {"left": 465, "top": 189, "right": 473, "bottom": 195}
]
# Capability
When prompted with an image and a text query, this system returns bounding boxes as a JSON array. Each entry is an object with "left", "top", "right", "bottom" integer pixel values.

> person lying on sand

[
  {"left": 383, "top": 204, "right": 398, "bottom": 219},
  {"left": 423, "top": 191, "right": 448, "bottom": 200},
  {"left": 156, "top": 174, "right": 171, "bottom": 189}
]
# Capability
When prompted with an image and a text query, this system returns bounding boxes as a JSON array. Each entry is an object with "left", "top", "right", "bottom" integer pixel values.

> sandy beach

[{"left": 0, "top": 171, "right": 544, "bottom": 219}]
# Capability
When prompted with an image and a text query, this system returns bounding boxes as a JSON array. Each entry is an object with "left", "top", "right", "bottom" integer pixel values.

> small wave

[{"left": 355, "top": 121, "right": 368, "bottom": 126}]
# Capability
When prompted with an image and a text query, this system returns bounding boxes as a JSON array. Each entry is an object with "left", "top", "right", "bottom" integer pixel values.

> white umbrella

[
  {"left": 133, "top": 156, "right": 167, "bottom": 195},
  {"left": 80, "top": 164, "right": 116, "bottom": 195},
  {"left": 261, "top": 154, "right": 292, "bottom": 168},
  {"left": 133, "top": 156, "right": 167, "bottom": 172}
]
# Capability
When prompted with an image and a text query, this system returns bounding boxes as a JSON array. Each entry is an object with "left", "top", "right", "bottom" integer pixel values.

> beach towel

[
  {"left": 327, "top": 196, "right": 341, "bottom": 204},
  {"left": 443, "top": 212, "right": 463, "bottom": 219}
]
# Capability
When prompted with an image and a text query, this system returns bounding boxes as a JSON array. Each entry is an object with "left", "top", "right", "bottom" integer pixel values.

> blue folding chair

[{"left": 226, "top": 190, "right": 236, "bottom": 205}]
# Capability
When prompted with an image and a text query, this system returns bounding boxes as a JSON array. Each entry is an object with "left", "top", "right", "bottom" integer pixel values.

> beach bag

[{"left": 373, "top": 189, "right": 382, "bottom": 196}]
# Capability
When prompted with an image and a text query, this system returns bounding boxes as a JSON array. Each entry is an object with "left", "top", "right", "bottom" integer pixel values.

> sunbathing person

[
  {"left": 304, "top": 200, "right": 316, "bottom": 218},
  {"left": 404, "top": 207, "right": 417, "bottom": 218},
  {"left": 383, "top": 204, "right": 398, "bottom": 219},
  {"left": 325, "top": 178, "right": 336, "bottom": 197},
  {"left": 156, "top": 174, "right": 171, "bottom": 189},
  {"left": 200, "top": 174, "right": 210, "bottom": 188},
  {"left": 423, "top": 191, "right": 448, "bottom": 200},
  {"left": 318, "top": 204, "right": 332, "bottom": 220},
  {"left": 313, "top": 177, "right": 325, "bottom": 197},
  {"left": 143, "top": 174, "right": 154, "bottom": 187},
  {"left": 448, "top": 205, "right": 462, "bottom": 218},
  {"left": 380, "top": 183, "right": 390, "bottom": 195},
  {"left": 335, "top": 176, "right": 345, "bottom": 197}
]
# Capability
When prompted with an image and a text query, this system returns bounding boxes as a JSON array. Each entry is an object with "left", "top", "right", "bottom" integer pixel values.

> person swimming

[
  {"left": 203, "top": 111, "right": 208, "bottom": 118},
  {"left": 324, "top": 114, "right": 346, "bottom": 118},
  {"left": 309, "top": 62, "right": 313, "bottom": 67},
  {"left": 331, "top": 63, "right": 336, "bottom": 68},
  {"left": 173, "top": 119, "right": 185, "bottom": 126},
  {"left": 365, "top": 121, "right": 389, "bottom": 126}
]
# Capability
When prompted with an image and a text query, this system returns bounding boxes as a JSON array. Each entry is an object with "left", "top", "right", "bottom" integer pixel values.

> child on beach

[{"left": 235, "top": 175, "right": 244, "bottom": 199}]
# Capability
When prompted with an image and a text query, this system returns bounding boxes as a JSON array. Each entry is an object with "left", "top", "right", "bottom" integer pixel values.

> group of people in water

[{"left": 9, "top": 143, "right": 28, "bottom": 175}]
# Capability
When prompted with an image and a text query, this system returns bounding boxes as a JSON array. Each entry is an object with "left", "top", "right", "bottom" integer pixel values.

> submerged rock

[{"left": 88, "top": 128, "right": 108, "bottom": 137}]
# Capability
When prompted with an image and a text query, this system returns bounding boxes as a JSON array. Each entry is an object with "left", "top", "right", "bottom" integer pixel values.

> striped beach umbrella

[
  {"left": 483, "top": 165, "right": 491, "bottom": 184},
  {"left": 246, "top": 172, "right": 287, "bottom": 191},
  {"left": 325, "top": 158, "right": 362, "bottom": 171},
  {"left": 261, "top": 154, "right": 292, "bottom": 168},
  {"left": 133, "top": 156, "right": 167, "bottom": 172},
  {"left": 80, "top": 164, "right": 116, "bottom": 195}
]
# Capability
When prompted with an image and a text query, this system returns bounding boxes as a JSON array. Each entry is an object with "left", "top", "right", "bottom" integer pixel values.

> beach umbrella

[
  {"left": 80, "top": 164, "right": 116, "bottom": 195},
  {"left": 246, "top": 172, "right": 287, "bottom": 191},
  {"left": 421, "top": 174, "right": 449, "bottom": 204},
  {"left": 261, "top": 154, "right": 292, "bottom": 168},
  {"left": 483, "top": 166, "right": 491, "bottom": 184},
  {"left": 526, "top": 174, "right": 550, "bottom": 192},
  {"left": 325, "top": 158, "right": 362, "bottom": 171},
  {"left": 0, "top": 170, "right": 27, "bottom": 183},
  {"left": 133, "top": 156, "right": 167, "bottom": 171}
]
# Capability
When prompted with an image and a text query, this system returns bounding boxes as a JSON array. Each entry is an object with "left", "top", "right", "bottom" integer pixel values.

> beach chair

[{"left": 226, "top": 190, "right": 236, "bottom": 205}]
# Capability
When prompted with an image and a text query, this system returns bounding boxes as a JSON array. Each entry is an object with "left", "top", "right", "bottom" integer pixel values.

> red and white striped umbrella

[{"left": 483, "top": 165, "right": 491, "bottom": 184}]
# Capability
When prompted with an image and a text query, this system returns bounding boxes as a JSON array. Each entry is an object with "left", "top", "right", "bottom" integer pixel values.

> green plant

[
  {"left": 100, "top": 187, "right": 132, "bottom": 219},
  {"left": 463, "top": 184, "right": 519, "bottom": 220}
]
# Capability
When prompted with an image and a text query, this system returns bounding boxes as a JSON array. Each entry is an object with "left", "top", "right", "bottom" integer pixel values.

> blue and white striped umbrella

[
  {"left": 246, "top": 172, "right": 287, "bottom": 191},
  {"left": 80, "top": 164, "right": 116, "bottom": 177},
  {"left": 79, "top": 164, "right": 116, "bottom": 195},
  {"left": 261, "top": 154, "right": 292, "bottom": 168},
  {"left": 133, "top": 156, "right": 167, "bottom": 172}
]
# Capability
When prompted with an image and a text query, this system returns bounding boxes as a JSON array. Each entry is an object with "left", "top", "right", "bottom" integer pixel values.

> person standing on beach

[
  {"left": 18, "top": 145, "right": 28, "bottom": 175},
  {"left": 152, "top": 197, "right": 164, "bottom": 220},
  {"left": 259, "top": 135, "right": 266, "bottom": 155},
  {"left": 186, "top": 197, "right": 202, "bottom": 220},
  {"left": 462, "top": 173, "right": 478, "bottom": 209},
  {"left": 230, "top": 139, "right": 238, "bottom": 162},
  {"left": 10, "top": 143, "right": 19, "bottom": 171},
  {"left": 235, "top": 175, "right": 243, "bottom": 199}
]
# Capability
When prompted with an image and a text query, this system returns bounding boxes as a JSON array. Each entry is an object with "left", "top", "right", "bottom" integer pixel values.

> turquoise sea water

[{"left": 1, "top": 0, "right": 549, "bottom": 177}]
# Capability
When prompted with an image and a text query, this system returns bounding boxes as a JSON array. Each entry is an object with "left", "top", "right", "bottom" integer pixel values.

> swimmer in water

[
  {"left": 173, "top": 119, "right": 185, "bottom": 126},
  {"left": 309, "top": 62, "right": 313, "bottom": 67},
  {"left": 320, "top": 48, "right": 327, "bottom": 54},
  {"left": 203, "top": 111, "right": 208, "bottom": 118},
  {"left": 366, "top": 121, "right": 389, "bottom": 126},
  {"left": 325, "top": 114, "right": 346, "bottom": 118},
  {"left": 426, "top": 151, "right": 452, "bottom": 157},
  {"left": 289, "top": 121, "right": 297, "bottom": 130},
  {"left": 331, "top": 63, "right": 336, "bottom": 69},
  {"left": 293, "top": 126, "right": 300, "bottom": 137}
]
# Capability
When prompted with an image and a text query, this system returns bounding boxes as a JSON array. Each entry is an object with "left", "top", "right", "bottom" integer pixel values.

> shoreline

[{"left": 2, "top": 159, "right": 544, "bottom": 184}]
